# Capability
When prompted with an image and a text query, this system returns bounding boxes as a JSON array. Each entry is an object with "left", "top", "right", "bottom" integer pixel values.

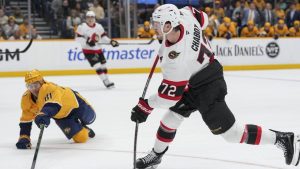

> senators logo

[{"left": 168, "top": 51, "right": 180, "bottom": 59}]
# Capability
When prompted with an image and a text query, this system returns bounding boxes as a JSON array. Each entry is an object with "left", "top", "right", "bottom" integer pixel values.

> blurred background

[{"left": 0, "top": 0, "right": 299, "bottom": 40}]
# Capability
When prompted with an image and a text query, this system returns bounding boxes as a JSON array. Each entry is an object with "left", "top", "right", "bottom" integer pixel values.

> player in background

[
  {"left": 130, "top": 4, "right": 300, "bottom": 169},
  {"left": 75, "top": 11, "right": 119, "bottom": 89},
  {"left": 16, "top": 69, "right": 96, "bottom": 149}
]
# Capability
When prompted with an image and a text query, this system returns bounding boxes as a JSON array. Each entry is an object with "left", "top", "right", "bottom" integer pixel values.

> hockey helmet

[
  {"left": 25, "top": 69, "right": 43, "bottom": 84},
  {"left": 151, "top": 4, "right": 180, "bottom": 34},
  {"left": 86, "top": 11, "right": 96, "bottom": 17}
]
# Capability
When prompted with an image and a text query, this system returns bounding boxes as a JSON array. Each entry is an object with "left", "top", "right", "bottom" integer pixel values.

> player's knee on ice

[{"left": 72, "top": 127, "right": 89, "bottom": 143}]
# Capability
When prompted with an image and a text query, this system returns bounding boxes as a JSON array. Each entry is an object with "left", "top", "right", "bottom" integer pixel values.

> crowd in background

[
  {"left": 0, "top": 0, "right": 299, "bottom": 40},
  {"left": 0, "top": 7, "right": 41, "bottom": 40}
]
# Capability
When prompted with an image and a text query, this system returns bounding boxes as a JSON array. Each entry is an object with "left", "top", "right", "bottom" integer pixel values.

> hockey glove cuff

[
  {"left": 16, "top": 135, "right": 31, "bottom": 149},
  {"left": 34, "top": 112, "right": 50, "bottom": 128},
  {"left": 110, "top": 40, "right": 119, "bottom": 47},
  {"left": 131, "top": 98, "right": 153, "bottom": 123}
]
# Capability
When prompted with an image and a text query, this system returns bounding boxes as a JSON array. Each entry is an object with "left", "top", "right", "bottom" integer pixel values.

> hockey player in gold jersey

[{"left": 16, "top": 70, "right": 96, "bottom": 149}]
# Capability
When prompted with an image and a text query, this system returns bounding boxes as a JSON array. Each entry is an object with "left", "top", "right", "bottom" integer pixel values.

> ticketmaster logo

[{"left": 67, "top": 48, "right": 155, "bottom": 61}]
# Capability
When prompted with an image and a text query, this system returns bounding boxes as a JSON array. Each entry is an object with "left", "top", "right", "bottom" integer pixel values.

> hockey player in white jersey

[
  {"left": 130, "top": 4, "right": 300, "bottom": 169},
  {"left": 76, "top": 11, "right": 119, "bottom": 89}
]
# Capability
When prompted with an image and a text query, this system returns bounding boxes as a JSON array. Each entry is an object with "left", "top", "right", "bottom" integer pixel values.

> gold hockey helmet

[{"left": 25, "top": 69, "right": 43, "bottom": 84}]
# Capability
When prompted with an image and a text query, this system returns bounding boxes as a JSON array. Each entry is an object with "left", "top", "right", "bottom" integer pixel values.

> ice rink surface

[{"left": 1, "top": 69, "right": 300, "bottom": 169}]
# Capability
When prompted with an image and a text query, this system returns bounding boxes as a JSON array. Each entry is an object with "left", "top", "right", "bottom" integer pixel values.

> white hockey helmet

[
  {"left": 151, "top": 4, "right": 180, "bottom": 34},
  {"left": 86, "top": 11, "right": 96, "bottom": 17}
]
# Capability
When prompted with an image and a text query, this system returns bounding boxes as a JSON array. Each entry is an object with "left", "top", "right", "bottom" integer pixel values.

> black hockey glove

[
  {"left": 34, "top": 113, "right": 50, "bottom": 128},
  {"left": 110, "top": 39, "right": 119, "bottom": 47},
  {"left": 86, "top": 37, "right": 96, "bottom": 47},
  {"left": 131, "top": 97, "right": 153, "bottom": 123},
  {"left": 274, "top": 34, "right": 279, "bottom": 40},
  {"left": 16, "top": 135, "right": 31, "bottom": 149}
]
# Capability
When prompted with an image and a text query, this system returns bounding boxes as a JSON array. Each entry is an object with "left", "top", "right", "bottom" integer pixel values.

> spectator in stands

[
  {"left": 205, "top": 21, "right": 215, "bottom": 41},
  {"left": 259, "top": 22, "right": 275, "bottom": 37},
  {"left": 137, "top": 21, "right": 155, "bottom": 39},
  {"left": 12, "top": 7, "right": 24, "bottom": 25},
  {"left": 286, "top": 2, "right": 300, "bottom": 28},
  {"left": 205, "top": 7, "right": 219, "bottom": 37},
  {"left": 3, "top": 16, "right": 19, "bottom": 38},
  {"left": 28, "top": 27, "right": 42, "bottom": 40},
  {"left": 232, "top": 1, "right": 243, "bottom": 21},
  {"left": 51, "top": 0, "right": 63, "bottom": 20},
  {"left": 214, "top": 1, "right": 225, "bottom": 22},
  {"left": 89, "top": 0, "right": 105, "bottom": 22},
  {"left": 288, "top": 20, "right": 300, "bottom": 37},
  {"left": 278, "top": 0, "right": 287, "bottom": 10},
  {"left": 254, "top": 0, "right": 266, "bottom": 9},
  {"left": 274, "top": 19, "right": 289, "bottom": 38},
  {"left": 241, "top": 20, "right": 259, "bottom": 37},
  {"left": 8, "top": 29, "right": 23, "bottom": 40},
  {"left": 263, "top": 3, "right": 276, "bottom": 25},
  {"left": 62, "top": 0, "right": 70, "bottom": 18},
  {"left": 75, "top": 2, "right": 85, "bottom": 20},
  {"left": 274, "top": 3, "right": 285, "bottom": 20},
  {"left": 218, "top": 17, "right": 237, "bottom": 39},
  {"left": 242, "top": 2, "right": 260, "bottom": 26},
  {"left": 66, "top": 9, "right": 81, "bottom": 38},
  {"left": 19, "top": 18, "right": 33, "bottom": 38},
  {"left": 0, "top": 9, "right": 8, "bottom": 26},
  {"left": 0, "top": 27, "right": 6, "bottom": 40}
]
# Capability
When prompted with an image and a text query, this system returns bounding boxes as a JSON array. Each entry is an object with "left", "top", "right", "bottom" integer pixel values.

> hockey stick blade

[
  {"left": 98, "top": 38, "right": 155, "bottom": 45},
  {"left": 0, "top": 38, "right": 33, "bottom": 54}
]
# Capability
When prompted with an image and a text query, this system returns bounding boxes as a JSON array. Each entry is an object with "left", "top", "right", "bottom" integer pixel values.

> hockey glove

[
  {"left": 86, "top": 37, "right": 96, "bottom": 47},
  {"left": 86, "top": 33, "right": 99, "bottom": 47},
  {"left": 16, "top": 135, "right": 31, "bottom": 149},
  {"left": 131, "top": 98, "right": 153, "bottom": 123},
  {"left": 225, "top": 32, "right": 232, "bottom": 40},
  {"left": 274, "top": 34, "right": 279, "bottom": 40},
  {"left": 35, "top": 112, "right": 50, "bottom": 128},
  {"left": 110, "top": 39, "right": 119, "bottom": 47}
]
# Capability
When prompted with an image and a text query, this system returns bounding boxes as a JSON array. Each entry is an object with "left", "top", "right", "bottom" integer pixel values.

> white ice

[{"left": 1, "top": 69, "right": 300, "bottom": 169}]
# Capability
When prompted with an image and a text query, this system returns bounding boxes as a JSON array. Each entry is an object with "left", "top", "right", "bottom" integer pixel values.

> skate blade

[
  {"left": 105, "top": 84, "right": 115, "bottom": 89},
  {"left": 291, "top": 135, "right": 300, "bottom": 166},
  {"left": 145, "top": 164, "right": 159, "bottom": 169}
]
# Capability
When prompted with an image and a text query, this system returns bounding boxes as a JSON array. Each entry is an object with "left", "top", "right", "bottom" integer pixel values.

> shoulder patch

[{"left": 168, "top": 51, "right": 180, "bottom": 59}]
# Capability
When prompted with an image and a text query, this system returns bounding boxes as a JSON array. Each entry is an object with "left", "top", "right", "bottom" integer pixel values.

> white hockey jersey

[
  {"left": 75, "top": 23, "right": 111, "bottom": 54},
  {"left": 148, "top": 7, "right": 214, "bottom": 109}
]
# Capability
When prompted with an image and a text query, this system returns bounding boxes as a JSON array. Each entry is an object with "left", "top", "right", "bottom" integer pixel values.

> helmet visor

[
  {"left": 150, "top": 17, "right": 161, "bottom": 30},
  {"left": 26, "top": 81, "right": 41, "bottom": 91}
]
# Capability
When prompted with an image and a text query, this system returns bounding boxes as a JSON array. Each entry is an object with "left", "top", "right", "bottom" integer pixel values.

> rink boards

[{"left": 0, "top": 38, "right": 300, "bottom": 77}]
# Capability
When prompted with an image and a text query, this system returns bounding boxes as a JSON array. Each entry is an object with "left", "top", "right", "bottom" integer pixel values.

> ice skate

[
  {"left": 103, "top": 79, "right": 115, "bottom": 89},
  {"left": 136, "top": 147, "right": 168, "bottom": 169},
  {"left": 271, "top": 130, "right": 300, "bottom": 166}
]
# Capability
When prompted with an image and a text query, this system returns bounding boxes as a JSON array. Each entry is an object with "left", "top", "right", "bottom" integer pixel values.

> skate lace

[
  {"left": 276, "top": 141, "right": 288, "bottom": 157},
  {"left": 142, "top": 151, "right": 157, "bottom": 164}
]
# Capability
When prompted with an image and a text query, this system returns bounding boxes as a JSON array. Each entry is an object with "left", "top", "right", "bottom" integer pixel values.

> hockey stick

[
  {"left": 133, "top": 55, "right": 160, "bottom": 169},
  {"left": 30, "top": 124, "right": 45, "bottom": 169},
  {"left": 98, "top": 38, "right": 155, "bottom": 45},
  {"left": 0, "top": 38, "right": 33, "bottom": 54}
]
